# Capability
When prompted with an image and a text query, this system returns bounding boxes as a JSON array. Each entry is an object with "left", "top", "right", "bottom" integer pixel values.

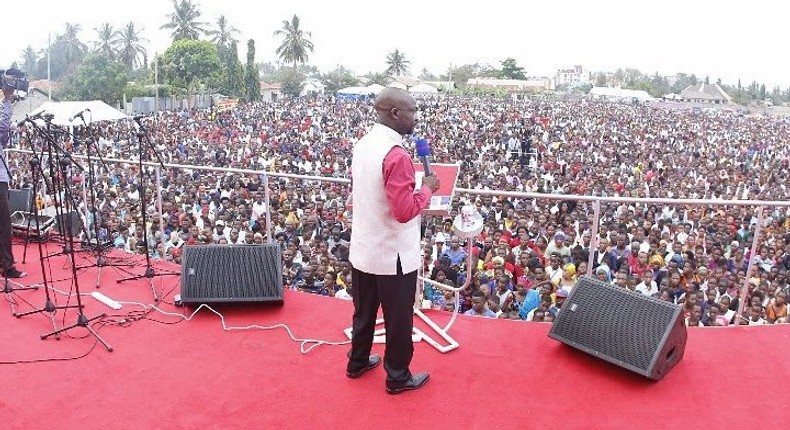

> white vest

[{"left": 349, "top": 124, "right": 421, "bottom": 275}]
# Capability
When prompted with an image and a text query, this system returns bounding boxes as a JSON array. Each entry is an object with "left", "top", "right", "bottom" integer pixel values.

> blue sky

[{"left": 7, "top": 0, "right": 788, "bottom": 88}]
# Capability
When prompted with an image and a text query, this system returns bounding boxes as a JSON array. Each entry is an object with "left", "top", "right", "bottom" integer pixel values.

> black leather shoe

[
  {"left": 386, "top": 372, "right": 429, "bottom": 394},
  {"left": 346, "top": 354, "right": 381, "bottom": 379},
  {"left": 4, "top": 268, "right": 26, "bottom": 279}
]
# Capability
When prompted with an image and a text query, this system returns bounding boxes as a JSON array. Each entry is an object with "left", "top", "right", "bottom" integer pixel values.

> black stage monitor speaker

[
  {"left": 8, "top": 188, "right": 33, "bottom": 213},
  {"left": 180, "top": 244, "right": 284, "bottom": 305},
  {"left": 548, "top": 276, "right": 687, "bottom": 380},
  {"left": 53, "top": 210, "right": 83, "bottom": 236}
]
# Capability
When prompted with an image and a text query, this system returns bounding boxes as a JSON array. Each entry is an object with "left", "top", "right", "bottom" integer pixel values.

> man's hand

[{"left": 422, "top": 174, "right": 440, "bottom": 192}]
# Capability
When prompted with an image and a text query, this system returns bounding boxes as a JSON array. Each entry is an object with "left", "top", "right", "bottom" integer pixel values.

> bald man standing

[{"left": 346, "top": 88, "right": 439, "bottom": 394}]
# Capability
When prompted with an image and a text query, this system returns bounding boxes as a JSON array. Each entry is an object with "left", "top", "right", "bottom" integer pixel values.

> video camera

[{"left": 0, "top": 68, "right": 29, "bottom": 100}]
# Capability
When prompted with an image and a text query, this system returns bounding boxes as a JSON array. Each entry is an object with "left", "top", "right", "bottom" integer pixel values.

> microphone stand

[
  {"left": 35, "top": 120, "right": 84, "bottom": 259},
  {"left": 13, "top": 119, "right": 79, "bottom": 329},
  {"left": 70, "top": 117, "right": 135, "bottom": 289},
  {"left": 116, "top": 117, "right": 178, "bottom": 302},
  {"left": 34, "top": 118, "right": 112, "bottom": 352}
]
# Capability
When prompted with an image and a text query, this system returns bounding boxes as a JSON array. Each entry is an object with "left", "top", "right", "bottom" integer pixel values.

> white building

[
  {"left": 300, "top": 79, "right": 326, "bottom": 97},
  {"left": 554, "top": 65, "right": 590, "bottom": 88}
]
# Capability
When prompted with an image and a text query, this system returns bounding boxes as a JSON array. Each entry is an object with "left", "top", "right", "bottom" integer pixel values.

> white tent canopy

[
  {"left": 337, "top": 86, "right": 371, "bottom": 96},
  {"left": 387, "top": 81, "right": 408, "bottom": 90},
  {"left": 409, "top": 83, "right": 439, "bottom": 94},
  {"left": 28, "top": 100, "right": 129, "bottom": 126},
  {"left": 365, "top": 84, "right": 385, "bottom": 95}
]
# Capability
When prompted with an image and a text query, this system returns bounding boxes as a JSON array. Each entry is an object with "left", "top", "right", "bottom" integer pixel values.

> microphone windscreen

[{"left": 415, "top": 138, "right": 431, "bottom": 157}]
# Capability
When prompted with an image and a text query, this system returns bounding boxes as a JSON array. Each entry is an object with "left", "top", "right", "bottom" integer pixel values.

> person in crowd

[{"left": 3, "top": 89, "right": 789, "bottom": 331}]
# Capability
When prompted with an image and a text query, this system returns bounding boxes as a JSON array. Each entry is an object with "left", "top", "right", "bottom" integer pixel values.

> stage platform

[{"left": 1, "top": 242, "right": 788, "bottom": 430}]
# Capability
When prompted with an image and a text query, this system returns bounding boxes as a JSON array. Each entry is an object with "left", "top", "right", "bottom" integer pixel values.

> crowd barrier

[{"left": 7, "top": 148, "right": 790, "bottom": 324}]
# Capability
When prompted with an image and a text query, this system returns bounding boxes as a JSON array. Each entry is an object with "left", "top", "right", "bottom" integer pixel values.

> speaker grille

[
  {"left": 8, "top": 188, "right": 32, "bottom": 213},
  {"left": 180, "top": 244, "right": 284, "bottom": 304},
  {"left": 549, "top": 276, "right": 686, "bottom": 379}
]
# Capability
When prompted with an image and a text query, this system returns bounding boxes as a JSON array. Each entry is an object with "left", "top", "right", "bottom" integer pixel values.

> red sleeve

[{"left": 383, "top": 147, "right": 433, "bottom": 223}]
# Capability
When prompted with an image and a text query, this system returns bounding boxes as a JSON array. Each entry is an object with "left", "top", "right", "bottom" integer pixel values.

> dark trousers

[
  {"left": 0, "top": 182, "right": 13, "bottom": 271},
  {"left": 348, "top": 259, "right": 417, "bottom": 384}
]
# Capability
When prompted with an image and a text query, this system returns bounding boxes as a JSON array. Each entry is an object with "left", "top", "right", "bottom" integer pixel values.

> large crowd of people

[{"left": 5, "top": 94, "right": 790, "bottom": 327}]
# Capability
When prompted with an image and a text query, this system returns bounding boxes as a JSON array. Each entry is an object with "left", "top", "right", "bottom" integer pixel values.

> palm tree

[
  {"left": 161, "top": 0, "right": 208, "bottom": 42},
  {"left": 117, "top": 22, "right": 149, "bottom": 70},
  {"left": 385, "top": 49, "right": 410, "bottom": 76},
  {"left": 274, "top": 15, "right": 314, "bottom": 69},
  {"left": 92, "top": 23, "right": 118, "bottom": 58},
  {"left": 207, "top": 15, "right": 239, "bottom": 50},
  {"left": 56, "top": 22, "right": 88, "bottom": 67}
]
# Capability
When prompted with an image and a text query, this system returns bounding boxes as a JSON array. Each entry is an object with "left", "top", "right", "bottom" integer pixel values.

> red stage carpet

[{"left": 1, "top": 242, "right": 789, "bottom": 430}]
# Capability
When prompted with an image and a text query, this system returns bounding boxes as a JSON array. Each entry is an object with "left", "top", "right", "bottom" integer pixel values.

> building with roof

[
  {"left": 554, "top": 65, "right": 590, "bottom": 88},
  {"left": 260, "top": 82, "right": 282, "bottom": 102},
  {"left": 300, "top": 79, "right": 326, "bottom": 97},
  {"left": 680, "top": 83, "right": 731, "bottom": 104}
]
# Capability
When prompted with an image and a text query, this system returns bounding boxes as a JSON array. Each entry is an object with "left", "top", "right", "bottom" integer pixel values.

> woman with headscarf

[
  {"left": 595, "top": 264, "right": 612, "bottom": 283},
  {"left": 557, "top": 263, "right": 577, "bottom": 292}
]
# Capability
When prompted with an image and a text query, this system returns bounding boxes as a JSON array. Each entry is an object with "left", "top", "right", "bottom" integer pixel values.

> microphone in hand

[{"left": 415, "top": 138, "right": 433, "bottom": 176}]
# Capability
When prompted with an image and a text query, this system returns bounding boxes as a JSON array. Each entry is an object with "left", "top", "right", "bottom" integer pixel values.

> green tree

[
  {"left": 161, "top": 0, "right": 208, "bottom": 42},
  {"left": 61, "top": 53, "right": 128, "bottom": 104},
  {"left": 440, "top": 63, "right": 498, "bottom": 89},
  {"left": 593, "top": 72, "right": 607, "bottom": 87},
  {"left": 612, "top": 69, "right": 625, "bottom": 86},
  {"left": 771, "top": 85, "right": 782, "bottom": 104},
  {"left": 297, "top": 64, "right": 321, "bottom": 79},
  {"left": 624, "top": 68, "right": 642, "bottom": 86},
  {"left": 258, "top": 61, "right": 278, "bottom": 78},
  {"left": 500, "top": 58, "right": 526, "bottom": 80},
  {"left": 274, "top": 15, "right": 314, "bottom": 69},
  {"left": 219, "top": 40, "right": 244, "bottom": 97},
  {"left": 160, "top": 39, "right": 221, "bottom": 93},
  {"left": 364, "top": 72, "right": 390, "bottom": 86},
  {"left": 418, "top": 68, "right": 437, "bottom": 81},
  {"left": 322, "top": 66, "right": 358, "bottom": 94},
  {"left": 649, "top": 72, "right": 669, "bottom": 97},
  {"left": 207, "top": 15, "right": 239, "bottom": 51},
  {"left": 244, "top": 39, "right": 261, "bottom": 101},
  {"left": 385, "top": 49, "right": 410, "bottom": 76},
  {"left": 277, "top": 67, "right": 304, "bottom": 97},
  {"left": 117, "top": 22, "right": 149, "bottom": 71},
  {"left": 92, "top": 23, "right": 118, "bottom": 59},
  {"left": 49, "top": 23, "right": 88, "bottom": 78},
  {"left": 21, "top": 46, "right": 38, "bottom": 78}
]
